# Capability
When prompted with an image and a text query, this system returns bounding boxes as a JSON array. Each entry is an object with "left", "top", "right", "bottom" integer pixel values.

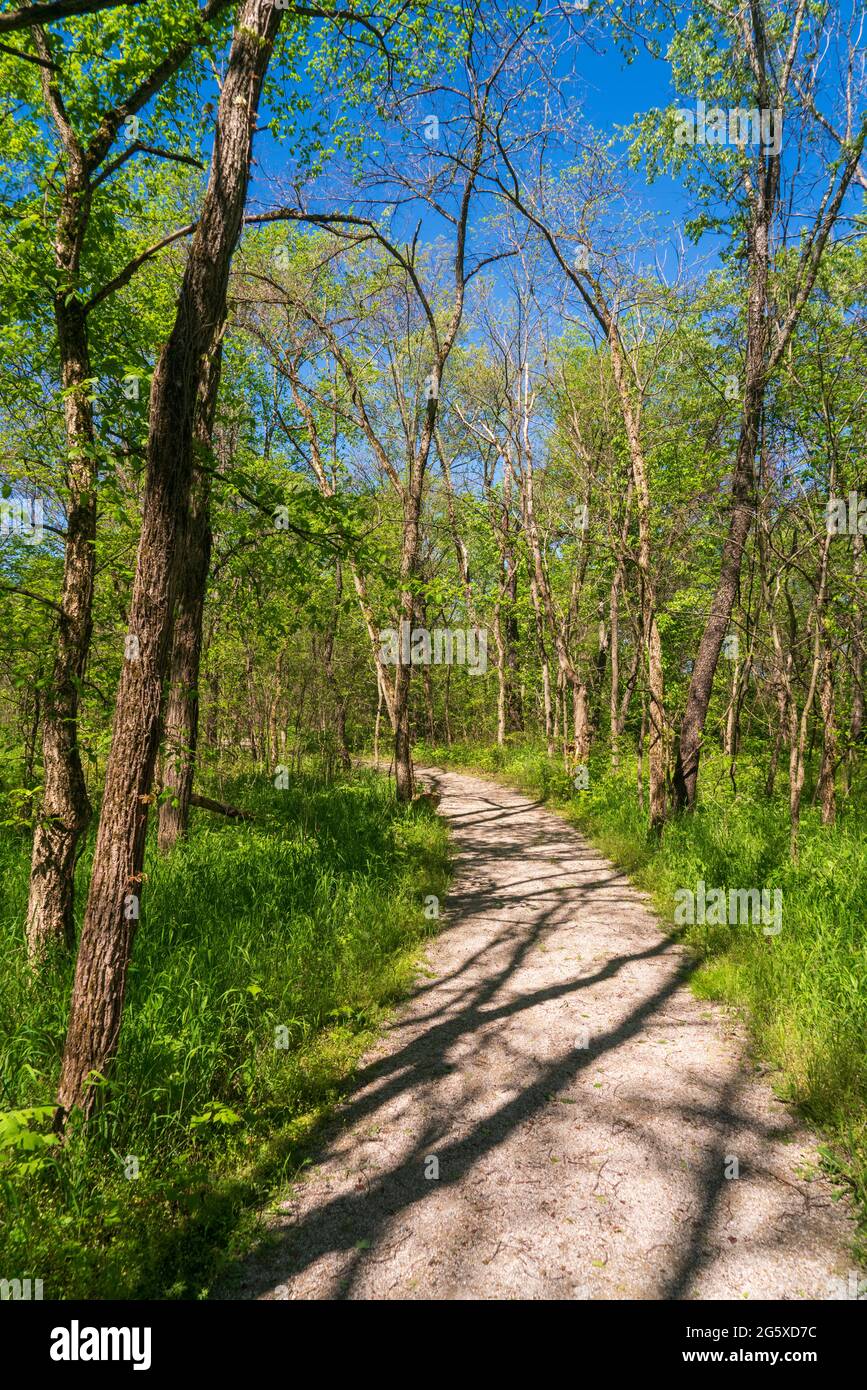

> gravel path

[{"left": 236, "top": 766, "right": 857, "bottom": 1300}]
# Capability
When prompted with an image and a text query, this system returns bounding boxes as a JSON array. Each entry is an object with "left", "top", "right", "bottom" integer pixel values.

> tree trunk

[
  {"left": 608, "top": 337, "right": 666, "bottom": 831},
  {"left": 157, "top": 341, "right": 221, "bottom": 854},
  {"left": 422, "top": 655, "right": 435, "bottom": 742},
  {"left": 27, "top": 292, "right": 96, "bottom": 958},
  {"left": 573, "top": 679, "right": 590, "bottom": 763},
  {"left": 21, "top": 676, "right": 43, "bottom": 808},
  {"left": 818, "top": 648, "right": 837, "bottom": 825},
  {"left": 504, "top": 558, "right": 523, "bottom": 732},
  {"left": 788, "top": 696, "right": 804, "bottom": 857},
  {"left": 156, "top": 474, "right": 213, "bottom": 854},
  {"left": 322, "top": 560, "right": 351, "bottom": 770},
  {"left": 393, "top": 386, "right": 438, "bottom": 798},
  {"left": 205, "top": 666, "right": 219, "bottom": 750},
  {"left": 609, "top": 573, "right": 620, "bottom": 770},
  {"left": 56, "top": 0, "right": 282, "bottom": 1121},
  {"left": 393, "top": 492, "right": 422, "bottom": 802},
  {"left": 373, "top": 678, "right": 383, "bottom": 766},
  {"left": 849, "top": 532, "right": 864, "bottom": 789},
  {"left": 765, "top": 686, "right": 787, "bottom": 798},
  {"left": 669, "top": 37, "right": 865, "bottom": 810},
  {"left": 672, "top": 398, "right": 765, "bottom": 813},
  {"left": 637, "top": 695, "right": 646, "bottom": 813},
  {"left": 26, "top": 81, "right": 96, "bottom": 958},
  {"left": 284, "top": 359, "right": 396, "bottom": 737},
  {"left": 789, "top": 584, "right": 832, "bottom": 860},
  {"left": 724, "top": 645, "right": 740, "bottom": 759},
  {"left": 394, "top": 657, "right": 414, "bottom": 800},
  {"left": 670, "top": 74, "right": 778, "bottom": 815},
  {"left": 542, "top": 665, "right": 553, "bottom": 752},
  {"left": 494, "top": 600, "right": 507, "bottom": 746}
]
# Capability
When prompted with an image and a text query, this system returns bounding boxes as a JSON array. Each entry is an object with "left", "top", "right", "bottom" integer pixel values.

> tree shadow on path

[{"left": 217, "top": 769, "right": 841, "bottom": 1300}]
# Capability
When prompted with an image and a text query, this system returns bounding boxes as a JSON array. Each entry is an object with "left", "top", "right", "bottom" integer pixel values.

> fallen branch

[{"left": 189, "top": 792, "right": 255, "bottom": 822}]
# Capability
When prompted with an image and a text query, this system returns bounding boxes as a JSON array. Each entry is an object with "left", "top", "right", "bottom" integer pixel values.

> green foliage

[{"left": 0, "top": 767, "right": 450, "bottom": 1299}]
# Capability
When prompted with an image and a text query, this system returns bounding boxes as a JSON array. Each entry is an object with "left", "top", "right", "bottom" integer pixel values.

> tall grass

[
  {"left": 0, "top": 769, "right": 449, "bottom": 1298},
  {"left": 416, "top": 737, "right": 867, "bottom": 1258}
]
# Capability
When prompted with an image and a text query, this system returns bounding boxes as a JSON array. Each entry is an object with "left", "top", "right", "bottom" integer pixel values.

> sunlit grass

[
  {"left": 416, "top": 736, "right": 867, "bottom": 1259},
  {"left": 0, "top": 767, "right": 450, "bottom": 1298}
]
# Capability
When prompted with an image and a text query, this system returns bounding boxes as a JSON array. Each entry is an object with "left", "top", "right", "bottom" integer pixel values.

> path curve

[{"left": 236, "top": 767, "right": 856, "bottom": 1300}]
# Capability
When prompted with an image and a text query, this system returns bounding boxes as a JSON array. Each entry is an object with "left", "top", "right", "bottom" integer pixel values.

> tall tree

[
  {"left": 57, "top": 0, "right": 282, "bottom": 1119},
  {"left": 647, "top": 0, "right": 867, "bottom": 811},
  {"left": 20, "top": 0, "right": 231, "bottom": 958}
]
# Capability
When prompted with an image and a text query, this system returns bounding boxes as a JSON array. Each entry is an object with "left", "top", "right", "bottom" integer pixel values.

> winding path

[{"left": 236, "top": 766, "right": 856, "bottom": 1300}]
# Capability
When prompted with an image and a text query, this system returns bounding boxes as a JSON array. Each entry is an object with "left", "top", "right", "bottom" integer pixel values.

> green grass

[
  {"left": 0, "top": 767, "right": 450, "bottom": 1299},
  {"left": 416, "top": 736, "right": 867, "bottom": 1260}
]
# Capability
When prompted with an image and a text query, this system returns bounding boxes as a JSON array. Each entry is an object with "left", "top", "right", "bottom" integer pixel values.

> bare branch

[
  {"left": 84, "top": 220, "right": 198, "bottom": 314},
  {"left": 0, "top": 0, "right": 144, "bottom": 36}
]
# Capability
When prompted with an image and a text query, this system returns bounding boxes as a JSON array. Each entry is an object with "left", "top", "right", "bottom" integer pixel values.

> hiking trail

[{"left": 234, "top": 766, "right": 856, "bottom": 1300}]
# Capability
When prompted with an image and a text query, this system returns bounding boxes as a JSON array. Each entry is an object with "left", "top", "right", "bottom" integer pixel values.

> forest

[{"left": 0, "top": 0, "right": 865, "bottom": 1310}]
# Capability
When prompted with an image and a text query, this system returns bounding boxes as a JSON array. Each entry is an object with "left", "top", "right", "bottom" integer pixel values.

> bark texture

[
  {"left": 26, "top": 39, "right": 96, "bottom": 959},
  {"left": 57, "top": 0, "right": 281, "bottom": 1118},
  {"left": 157, "top": 342, "right": 222, "bottom": 854}
]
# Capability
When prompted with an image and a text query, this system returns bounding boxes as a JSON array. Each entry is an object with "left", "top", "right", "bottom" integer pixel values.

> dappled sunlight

[{"left": 226, "top": 769, "right": 853, "bottom": 1301}]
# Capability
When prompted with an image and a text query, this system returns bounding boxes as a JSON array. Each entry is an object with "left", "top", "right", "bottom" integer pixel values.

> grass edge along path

[
  {"left": 414, "top": 739, "right": 867, "bottom": 1267},
  {"left": 0, "top": 768, "right": 450, "bottom": 1300}
]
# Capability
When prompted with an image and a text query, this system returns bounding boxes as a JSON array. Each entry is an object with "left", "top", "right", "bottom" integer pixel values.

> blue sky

[
  {"left": 579, "top": 31, "right": 687, "bottom": 219},
  {"left": 246, "top": 9, "right": 712, "bottom": 291}
]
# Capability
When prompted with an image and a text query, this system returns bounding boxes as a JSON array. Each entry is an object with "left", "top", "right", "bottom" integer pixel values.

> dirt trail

[{"left": 235, "top": 767, "right": 856, "bottom": 1300}]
